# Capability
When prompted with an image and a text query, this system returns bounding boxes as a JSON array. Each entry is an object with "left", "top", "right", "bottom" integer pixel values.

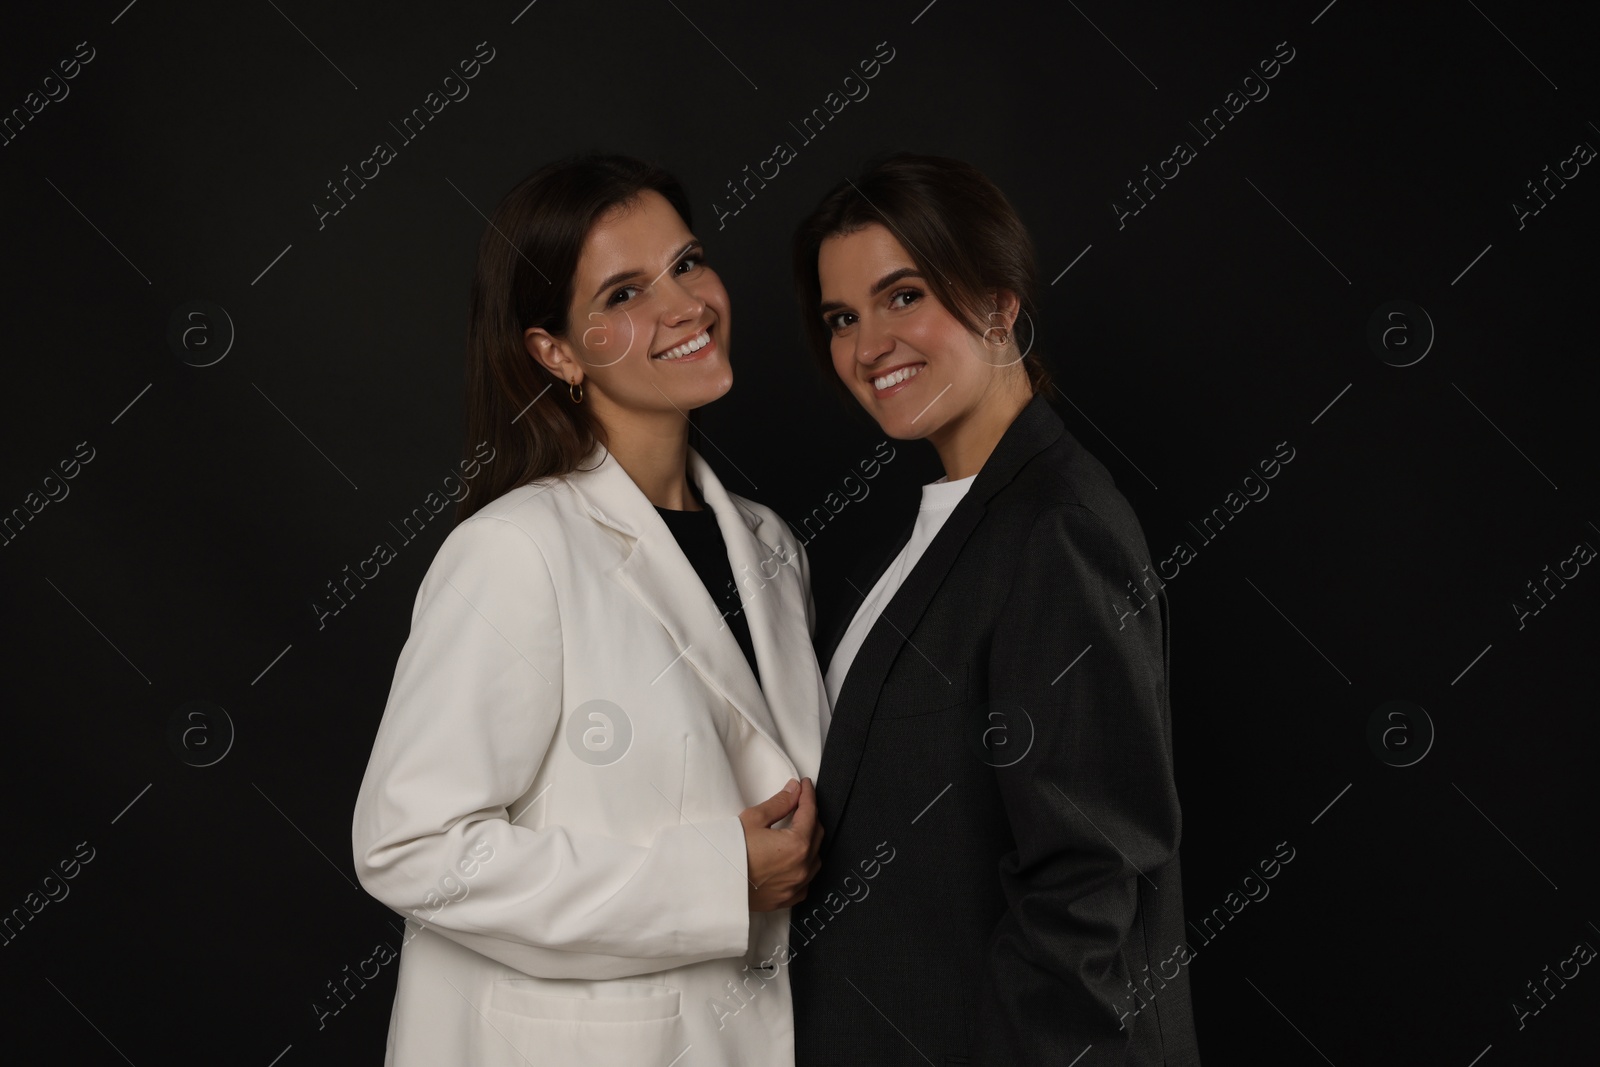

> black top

[{"left": 654, "top": 500, "right": 761, "bottom": 687}]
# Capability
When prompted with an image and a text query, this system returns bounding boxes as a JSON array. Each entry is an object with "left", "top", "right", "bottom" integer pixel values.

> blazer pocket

[
  {"left": 875, "top": 662, "right": 968, "bottom": 719},
  {"left": 489, "top": 977, "right": 682, "bottom": 1023}
]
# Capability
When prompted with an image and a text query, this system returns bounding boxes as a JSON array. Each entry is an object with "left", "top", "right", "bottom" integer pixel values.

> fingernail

[{"left": 784, "top": 779, "right": 799, "bottom": 795}]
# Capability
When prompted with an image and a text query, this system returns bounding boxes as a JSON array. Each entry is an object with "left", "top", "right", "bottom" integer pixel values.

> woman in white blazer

[{"left": 352, "top": 154, "right": 826, "bottom": 1067}]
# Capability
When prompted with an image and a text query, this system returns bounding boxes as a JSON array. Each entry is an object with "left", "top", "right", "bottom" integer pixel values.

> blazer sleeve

[
  {"left": 976, "top": 502, "right": 1181, "bottom": 1064},
  {"left": 351, "top": 514, "right": 751, "bottom": 981}
]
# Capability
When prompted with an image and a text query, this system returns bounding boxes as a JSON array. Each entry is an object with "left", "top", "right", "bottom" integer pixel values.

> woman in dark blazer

[{"left": 785, "top": 155, "right": 1202, "bottom": 1066}]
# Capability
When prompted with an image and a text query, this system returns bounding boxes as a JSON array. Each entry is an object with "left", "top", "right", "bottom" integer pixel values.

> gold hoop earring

[
  {"left": 568, "top": 379, "right": 584, "bottom": 404},
  {"left": 983, "top": 326, "right": 1009, "bottom": 347}
]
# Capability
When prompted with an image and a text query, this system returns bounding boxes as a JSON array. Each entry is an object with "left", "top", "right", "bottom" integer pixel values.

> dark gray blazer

[{"left": 790, "top": 394, "right": 1201, "bottom": 1066}]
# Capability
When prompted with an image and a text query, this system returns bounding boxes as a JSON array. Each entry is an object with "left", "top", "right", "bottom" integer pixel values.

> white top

[{"left": 821, "top": 472, "right": 978, "bottom": 741}]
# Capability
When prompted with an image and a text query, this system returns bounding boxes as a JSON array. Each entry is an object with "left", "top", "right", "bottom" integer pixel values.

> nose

[
  {"left": 856, "top": 316, "right": 894, "bottom": 366},
  {"left": 659, "top": 272, "right": 705, "bottom": 327}
]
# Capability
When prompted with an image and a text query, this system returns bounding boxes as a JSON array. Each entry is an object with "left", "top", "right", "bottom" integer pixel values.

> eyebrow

[
  {"left": 817, "top": 266, "right": 923, "bottom": 317},
  {"left": 591, "top": 240, "right": 700, "bottom": 301}
]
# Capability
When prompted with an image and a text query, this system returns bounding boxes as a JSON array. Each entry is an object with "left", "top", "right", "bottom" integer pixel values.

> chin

[
  {"left": 678, "top": 370, "right": 734, "bottom": 410},
  {"left": 860, "top": 410, "right": 923, "bottom": 441}
]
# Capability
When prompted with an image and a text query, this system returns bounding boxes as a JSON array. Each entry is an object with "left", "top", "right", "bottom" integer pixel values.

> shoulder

[
  {"left": 432, "top": 479, "right": 572, "bottom": 567},
  {"left": 994, "top": 427, "right": 1154, "bottom": 565}
]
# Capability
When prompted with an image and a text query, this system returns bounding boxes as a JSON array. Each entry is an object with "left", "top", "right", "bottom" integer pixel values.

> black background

[{"left": 2, "top": 1, "right": 1596, "bottom": 1063}]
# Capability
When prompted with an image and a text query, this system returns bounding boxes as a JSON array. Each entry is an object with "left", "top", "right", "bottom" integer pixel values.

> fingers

[
  {"left": 740, "top": 778, "right": 801, "bottom": 830},
  {"left": 788, "top": 777, "right": 819, "bottom": 838}
]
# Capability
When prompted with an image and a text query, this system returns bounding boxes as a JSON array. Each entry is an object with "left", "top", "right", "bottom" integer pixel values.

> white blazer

[{"left": 352, "top": 444, "right": 826, "bottom": 1067}]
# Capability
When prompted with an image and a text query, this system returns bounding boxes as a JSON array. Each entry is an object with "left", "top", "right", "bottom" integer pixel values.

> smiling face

[
  {"left": 526, "top": 189, "right": 732, "bottom": 429},
  {"left": 817, "top": 223, "right": 1019, "bottom": 443}
]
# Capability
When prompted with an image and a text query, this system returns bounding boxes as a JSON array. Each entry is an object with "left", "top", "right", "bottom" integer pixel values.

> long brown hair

[
  {"left": 791, "top": 153, "right": 1052, "bottom": 399},
  {"left": 457, "top": 153, "right": 695, "bottom": 523}
]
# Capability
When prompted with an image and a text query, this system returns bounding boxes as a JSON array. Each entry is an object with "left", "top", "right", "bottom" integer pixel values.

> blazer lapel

[
  {"left": 690, "top": 450, "right": 823, "bottom": 781},
  {"left": 814, "top": 514, "right": 915, "bottom": 672},
  {"left": 566, "top": 445, "right": 806, "bottom": 778},
  {"left": 815, "top": 395, "right": 1067, "bottom": 848}
]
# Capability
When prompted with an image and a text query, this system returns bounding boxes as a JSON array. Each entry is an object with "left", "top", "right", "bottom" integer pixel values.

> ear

[
  {"left": 524, "top": 326, "right": 579, "bottom": 384},
  {"left": 989, "top": 289, "right": 1022, "bottom": 331}
]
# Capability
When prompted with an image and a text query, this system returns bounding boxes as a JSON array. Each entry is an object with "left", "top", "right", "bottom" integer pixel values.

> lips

[
  {"left": 652, "top": 328, "right": 712, "bottom": 361},
  {"left": 870, "top": 362, "right": 924, "bottom": 392}
]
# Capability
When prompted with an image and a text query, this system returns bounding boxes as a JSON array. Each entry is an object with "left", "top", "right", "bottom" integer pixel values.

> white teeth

[
  {"left": 655, "top": 330, "right": 710, "bottom": 360},
  {"left": 872, "top": 364, "right": 923, "bottom": 390}
]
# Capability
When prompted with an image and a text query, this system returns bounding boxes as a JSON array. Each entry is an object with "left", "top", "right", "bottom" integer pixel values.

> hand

[{"left": 739, "top": 777, "right": 823, "bottom": 911}]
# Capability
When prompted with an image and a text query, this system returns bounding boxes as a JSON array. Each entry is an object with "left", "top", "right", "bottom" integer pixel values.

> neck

[
  {"left": 593, "top": 404, "right": 700, "bottom": 510},
  {"left": 928, "top": 375, "right": 1033, "bottom": 481}
]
